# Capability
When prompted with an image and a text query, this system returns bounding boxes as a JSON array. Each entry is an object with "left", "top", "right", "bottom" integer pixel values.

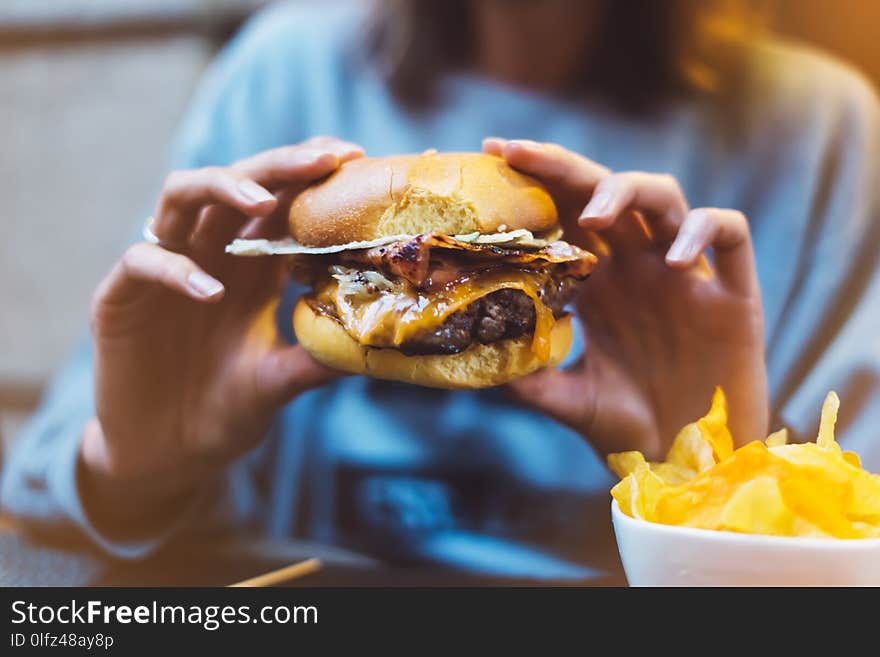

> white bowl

[{"left": 611, "top": 500, "right": 880, "bottom": 586}]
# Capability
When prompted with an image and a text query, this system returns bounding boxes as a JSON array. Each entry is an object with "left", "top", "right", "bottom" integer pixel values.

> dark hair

[{"left": 366, "top": 0, "right": 761, "bottom": 113}]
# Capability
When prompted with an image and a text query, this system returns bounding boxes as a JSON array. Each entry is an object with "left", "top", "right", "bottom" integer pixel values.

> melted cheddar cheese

[{"left": 315, "top": 269, "right": 556, "bottom": 361}]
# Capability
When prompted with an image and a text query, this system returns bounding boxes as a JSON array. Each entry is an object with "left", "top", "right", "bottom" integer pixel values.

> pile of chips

[{"left": 609, "top": 389, "right": 880, "bottom": 538}]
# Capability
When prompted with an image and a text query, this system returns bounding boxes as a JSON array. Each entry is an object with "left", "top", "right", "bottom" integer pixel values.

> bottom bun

[{"left": 293, "top": 298, "right": 572, "bottom": 389}]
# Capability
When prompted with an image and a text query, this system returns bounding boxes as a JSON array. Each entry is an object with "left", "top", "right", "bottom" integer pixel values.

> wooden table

[{"left": 0, "top": 527, "right": 626, "bottom": 587}]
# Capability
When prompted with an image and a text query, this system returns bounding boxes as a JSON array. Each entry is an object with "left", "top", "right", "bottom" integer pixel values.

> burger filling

[
  {"left": 396, "top": 281, "right": 578, "bottom": 356},
  {"left": 292, "top": 232, "right": 597, "bottom": 362}
]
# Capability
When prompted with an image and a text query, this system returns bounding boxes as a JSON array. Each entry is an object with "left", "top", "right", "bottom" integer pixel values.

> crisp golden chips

[{"left": 609, "top": 389, "right": 880, "bottom": 538}]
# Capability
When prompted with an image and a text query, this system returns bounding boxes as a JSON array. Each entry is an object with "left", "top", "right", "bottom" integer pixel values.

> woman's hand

[
  {"left": 484, "top": 138, "right": 768, "bottom": 459},
  {"left": 83, "top": 137, "right": 364, "bottom": 518}
]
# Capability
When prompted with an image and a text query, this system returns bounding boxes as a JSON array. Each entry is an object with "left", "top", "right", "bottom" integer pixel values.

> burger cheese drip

[{"left": 315, "top": 268, "right": 559, "bottom": 361}]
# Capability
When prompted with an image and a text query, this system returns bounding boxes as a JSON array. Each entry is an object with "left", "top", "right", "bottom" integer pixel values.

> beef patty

[{"left": 398, "top": 276, "right": 578, "bottom": 356}]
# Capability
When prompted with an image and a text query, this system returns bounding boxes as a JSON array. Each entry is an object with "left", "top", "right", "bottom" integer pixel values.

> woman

[{"left": 3, "top": 0, "right": 878, "bottom": 578}]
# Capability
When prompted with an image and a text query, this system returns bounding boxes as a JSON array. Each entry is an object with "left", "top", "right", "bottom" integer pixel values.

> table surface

[{"left": 0, "top": 528, "right": 626, "bottom": 587}]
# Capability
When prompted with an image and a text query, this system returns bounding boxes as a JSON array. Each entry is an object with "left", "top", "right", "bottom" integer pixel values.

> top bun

[{"left": 289, "top": 152, "right": 558, "bottom": 247}]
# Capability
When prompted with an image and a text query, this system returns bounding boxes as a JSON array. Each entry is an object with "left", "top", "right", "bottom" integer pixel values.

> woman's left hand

[{"left": 483, "top": 138, "right": 768, "bottom": 459}]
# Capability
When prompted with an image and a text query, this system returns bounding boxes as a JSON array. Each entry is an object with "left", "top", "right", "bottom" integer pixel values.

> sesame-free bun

[
  {"left": 293, "top": 299, "right": 572, "bottom": 389},
  {"left": 289, "top": 153, "right": 558, "bottom": 247}
]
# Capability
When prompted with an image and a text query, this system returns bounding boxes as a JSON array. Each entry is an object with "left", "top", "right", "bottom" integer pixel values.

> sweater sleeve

[{"left": 767, "top": 67, "right": 880, "bottom": 467}]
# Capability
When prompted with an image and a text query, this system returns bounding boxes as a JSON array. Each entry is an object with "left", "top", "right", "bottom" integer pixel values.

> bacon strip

[{"left": 340, "top": 233, "right": 597, "bottom": 287}]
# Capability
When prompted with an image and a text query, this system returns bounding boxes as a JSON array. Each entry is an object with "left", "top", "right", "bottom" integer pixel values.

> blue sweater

[{"left": 3, "top": 2, "right": 880, "bottom": 579}]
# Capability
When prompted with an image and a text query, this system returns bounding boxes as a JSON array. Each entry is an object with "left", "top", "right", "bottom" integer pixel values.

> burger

[{"left": 229, "top": 152, "right": 597, "bottom": 389}]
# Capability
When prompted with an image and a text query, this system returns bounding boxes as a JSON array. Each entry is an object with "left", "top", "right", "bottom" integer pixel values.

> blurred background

[{"left": 1, "top": 0, "right": 878, "bottom": 449}]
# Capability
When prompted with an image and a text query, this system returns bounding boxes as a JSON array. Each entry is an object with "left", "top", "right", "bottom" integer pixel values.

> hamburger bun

[
  {"left": 293, "top": 298, "right": 573, "bottom": 389},
  {"left": 289, "top": 152, "right": 558, "bottom": 247}
]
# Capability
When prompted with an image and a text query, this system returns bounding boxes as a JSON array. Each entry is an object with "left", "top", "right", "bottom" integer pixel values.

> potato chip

[
  {"left": 715, "top": 468, "right": 832, "bottom": 538},
  {"left": 607, "top": 451, "right": 647, "bottom": 479},
  {"left": 649, "top": 461, "right": 697, "bottom": 486},
  {"left": 609, "top": 389, "right": 880, "bottom": 539},
  {"left": 853, "top": 521, "right": 880, "bottom": 538},
  {"left": 610, "top": 475, "right": 636, "bottom": 518},
  {"left": 718, "top": 476, "right": 793, "bottom": 535},
  {"left": 776, "top": 462, "right": 862, "bottom": 539},
  {"left": 652, "top": 442, "right": 782, "bottom": 528},
  {"left": 629, "top": 463, "right": 665, "bottom": 521},
  {"left": 665, "top": 423, "right": 716, "bottom": 474},
  {"left": 817, "top": 391, "right": 840, "bottom": 451},
  {"left": 764, "top": 428, "right": 788, "bottom": 448},
  {"left": 843, "top": 451, "right": 862, "bottom": 469},
  {"left": 771, "top": 442, "right": 880, "bottom": 520},
  {"left": 850, "top": 477, "right": 880, "bottom": 521},
  {"left": 696, "top": 387, "right": 734, "bottom": 461},
  {"left": 611, "top": 463, "right": 665, "bottom": 521}
]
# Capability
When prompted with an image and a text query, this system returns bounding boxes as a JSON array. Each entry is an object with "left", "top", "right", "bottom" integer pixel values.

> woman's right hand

[{"left": 82, "top": 137, "right": 364, "bottom": 522}]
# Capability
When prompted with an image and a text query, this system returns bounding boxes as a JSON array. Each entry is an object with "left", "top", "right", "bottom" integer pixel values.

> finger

[
  {"left": 94, "top": 242, "right": 225, "bottom": 312},
  {"left": 666, "top": 207, "right": 757, "bottom": 295},
  {"left": 482, "top": 136, "right": 507, "bottom": 156},
  {"left": 234, "top": 139, "right": 364, "bottom": 186},
  {"left": 153, "top": 168, "right": 276, "bottom": 248},
  {"left": 257, "top": 345, "right": 346, "bottom": 408},
  {"left": 302, "top": 135, "right": 366, "bottom": 155},
  {"left": 578, "top": 172, "right": 689, "bottom": 246},
  {"left": 196, "top": 180, "right": 301, "bottom": 251},
  {"left": 484, "top": 138, "right": 610, "bottom": 196},
  {"left": 506, "top": 362, "right": 595, "bottom": 435},
  {"left": 238, "top": 186, "right": 304, "bottom": 241},
  {"left": 599, "top": 210, "right": 654, "bottom": 253},
  {"left": 192, "top": 185, "right": 304, "bottom": 264},
  {"left": 236, "top": 212, "right": 288, "bottom": 242},
  {"left": 189, "top": 139, "right": 364, "bottom": 251},
  {"left": 191, "top": 204, "right": 248, "bottom": 257}
]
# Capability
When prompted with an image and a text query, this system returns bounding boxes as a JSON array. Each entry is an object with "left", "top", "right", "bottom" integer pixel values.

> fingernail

[
  {"left": 330, "top": 142, "right": 362, "bottom": 157},
  {"left": 508, "top": 139, "right": 538, "bottom": 150},
  {"left": 187, "top": 271, "right": 224, "bottom": 297},
  {"left": 666, "top": 238, "right": 695, "bottom": 263},
  {"left": 237, "top": 179, "right": 274, "bottom": 204},
  {"left": 312, "top": 151, "right": 338, "bottom": 167},
  {"left": 580, "top": 192, "right": 613, "bottom": 220}
]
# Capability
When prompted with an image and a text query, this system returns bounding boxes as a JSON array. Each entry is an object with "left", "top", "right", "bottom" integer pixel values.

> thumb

[
  {"left": 257, "top": 345, "right": 346, "bottom": 408},
  {"left": 506, "top": 360, "right": 596, "bottom": 435}
]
